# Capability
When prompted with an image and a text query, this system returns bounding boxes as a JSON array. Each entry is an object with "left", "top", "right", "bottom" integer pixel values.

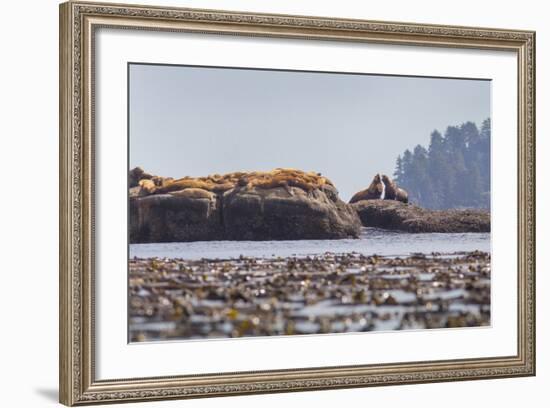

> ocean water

[{"left": 129, "top": 228, "right": 491, "bottom": 260}]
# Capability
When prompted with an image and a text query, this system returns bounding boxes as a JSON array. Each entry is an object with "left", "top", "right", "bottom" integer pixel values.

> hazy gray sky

[{"left": 129, "top": 63, "right": 490, "bottom": 201}]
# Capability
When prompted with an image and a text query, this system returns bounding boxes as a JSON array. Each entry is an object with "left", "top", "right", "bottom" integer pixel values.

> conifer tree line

[{"left": 393, "top": 118, "right": 491, "bottom": 210}]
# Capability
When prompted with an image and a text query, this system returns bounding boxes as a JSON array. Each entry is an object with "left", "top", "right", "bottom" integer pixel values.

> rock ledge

[{"left": 351, "top": 200, "right": 490, "bottom": 233}]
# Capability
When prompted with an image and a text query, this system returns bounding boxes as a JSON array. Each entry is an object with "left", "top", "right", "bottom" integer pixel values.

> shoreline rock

[
  {"left": 351, "top": 199, "right": 490, "bottom": 233},
  {"left": 129, "top": 168, "right": 362, "bottom": 243}
]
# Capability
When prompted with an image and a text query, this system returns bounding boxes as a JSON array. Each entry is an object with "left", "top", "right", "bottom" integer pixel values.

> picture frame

[{"left": 59, "top": 1, "right": 536, "bottom": 405}]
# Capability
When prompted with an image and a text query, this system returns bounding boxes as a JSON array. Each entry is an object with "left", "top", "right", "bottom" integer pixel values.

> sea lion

[
  {"left": 156, "top": 178, "right": 213, "bottom": 193},
  {"left": 128, "top": 167, "right": 144, "bottom": 187},
  {"left": 210, "top": 182, "right": 235, "bottom": 193},
  {"left": 395, "top": 187, "right": 409, "bottom": 204},
  {"left": 381, "top": 175, "right": 397, "bottom": 200},
  {"left": 237, "top": 176, "right": 249, "bottom": 187},
  {"left": 138, "top": 179, "right": 156, "bottom": 194},
  {"left": 151, "top": 175, "right": 173, "bottom": 187},
  {"left": 349, "top": 174, "right": 384, "bottom": 203},
  {"left": 169, "top": 188, "right": 215, "bottom": 200},
  {"left": 381, "top": 174, "right": 408, "bottom": 203}
]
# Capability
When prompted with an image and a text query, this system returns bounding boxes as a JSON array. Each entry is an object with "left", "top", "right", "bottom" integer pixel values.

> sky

[{"left": 129, "top": 63, "right": 490, "bottom": 202}]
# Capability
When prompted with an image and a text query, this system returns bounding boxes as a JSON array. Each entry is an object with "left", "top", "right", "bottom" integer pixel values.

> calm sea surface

[{"left": 129, "top": 228, "right": 490, "bottom": 260}]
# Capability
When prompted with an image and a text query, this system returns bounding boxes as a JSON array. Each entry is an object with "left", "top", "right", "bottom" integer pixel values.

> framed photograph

[{"left": 59, "top": 1, "right": 536, "bottom": 405}]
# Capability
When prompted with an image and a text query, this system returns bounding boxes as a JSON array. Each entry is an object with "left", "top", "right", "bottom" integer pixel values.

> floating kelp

[{"left": 129, "top": 251, "right": 491, "bottom": 342}]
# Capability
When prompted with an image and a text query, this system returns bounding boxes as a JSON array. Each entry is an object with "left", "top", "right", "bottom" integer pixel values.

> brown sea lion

[
  {"left": 381, "top": 174, "right": 397, "bottom": 200},
  {"left": 128, "top": 167, "right": 144, "bottom": 187},
  {"left": 381, "top": 174, "right": 408, "bottom": 203},
  {"left": 169, "top": 188, "right": 215, "bottom": 200},
  {"left": 138, "top": 179, "right": 156, "bottom": 194},
  {"left": 156, "top": 178, "right": 212, "bottom": 193},
  {"left": 395, "top": 187, "right": 409, "bottom": 204},
  {"left": 349, "top": 174, "right": 384, "bottom": 203},
  {"left": 151, "top": 175, "right": 173, "bottom": 187},
  {"left": 210, "top": 182, "right": 235, "bottom": 193},
  {"left": 237, "top": 176, "right": 249, "bottom": 187}
]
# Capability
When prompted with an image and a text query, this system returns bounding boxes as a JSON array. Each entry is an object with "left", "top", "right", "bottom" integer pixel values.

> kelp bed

[{"left": 129, "top": 251, "right": 490, "bottom": 342}]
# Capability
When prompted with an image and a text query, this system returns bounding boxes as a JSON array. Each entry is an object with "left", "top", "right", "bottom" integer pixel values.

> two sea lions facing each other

[
  {"left": 349, "top": 174, "right": 385, "bottom": 203},
  {"left": 349, "top": 173, "right": 408, "bottom": 204}
]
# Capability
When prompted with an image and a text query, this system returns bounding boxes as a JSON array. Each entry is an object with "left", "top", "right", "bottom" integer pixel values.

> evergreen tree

[
  {"left": 395, "top": 118, "right": 490, "bottom": 210},
  {"left": 427, "top": 130, "right": 449, "bottom": 209},
  {"left": 400, "top": 149, "right": 413, "bottom": 189},
  {"left": 410, "top": 145, "right": 431, "bottom": 204},
  {"left": 479, "top": 118, "right": 491, "bottom": 199},
  {"left": 393, "top": 155, "right": 404, "bottom": 182}
]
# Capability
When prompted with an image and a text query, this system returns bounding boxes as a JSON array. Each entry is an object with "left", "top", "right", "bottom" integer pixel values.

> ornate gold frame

[{"left": 59, "top": 1, "right": 536, "bottom": 405}]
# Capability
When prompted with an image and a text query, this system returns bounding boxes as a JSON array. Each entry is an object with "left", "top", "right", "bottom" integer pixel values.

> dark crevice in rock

[{"left": 217, "top": 192, "right": 226, "bottom": 240}]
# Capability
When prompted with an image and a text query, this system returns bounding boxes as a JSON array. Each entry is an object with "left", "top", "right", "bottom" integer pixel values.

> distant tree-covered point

[{"left": 394, "top": 118, "right": 491, "bottom": 210}]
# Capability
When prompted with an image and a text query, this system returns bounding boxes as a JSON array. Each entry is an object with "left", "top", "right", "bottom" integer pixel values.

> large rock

[
  {"left": 222, "top": 185, "right": 360, "bottom": 241},
  {"left": 129, "top": 189, "right": 223, "bottom": 243},
  {"left": 351, "top": 199, "right": 490, "bottom": 233},
  {"left": 129, "top": 169, "right": 361, "bottom": 243}
]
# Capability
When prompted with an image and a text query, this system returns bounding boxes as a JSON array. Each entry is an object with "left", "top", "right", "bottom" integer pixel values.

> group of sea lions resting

[
  {"left": 129, "top": 167, "right": 334, "bottom": 197},
  {"left": 349, "top": 174, "right": 408, "bottom": 204},
  {"left": 129, "top": 167, "right": 408, "bottom": 204}
]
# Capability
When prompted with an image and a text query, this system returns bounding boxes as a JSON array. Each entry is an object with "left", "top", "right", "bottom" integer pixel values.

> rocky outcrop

[
  {"left": 222, "top": 184, "right": 359, "bottom": 241},
  {"left": 351, "top": 200, "right": 490, "bottom": 233},
  {"left": 129, "top": 168, "right": 362, "bottom": 243},
  {"left": 129, "top": 189, "right": 224, "bottom": 243},
  {"left": 349, "top": 174, "right": 487, "bottom": 232}
]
